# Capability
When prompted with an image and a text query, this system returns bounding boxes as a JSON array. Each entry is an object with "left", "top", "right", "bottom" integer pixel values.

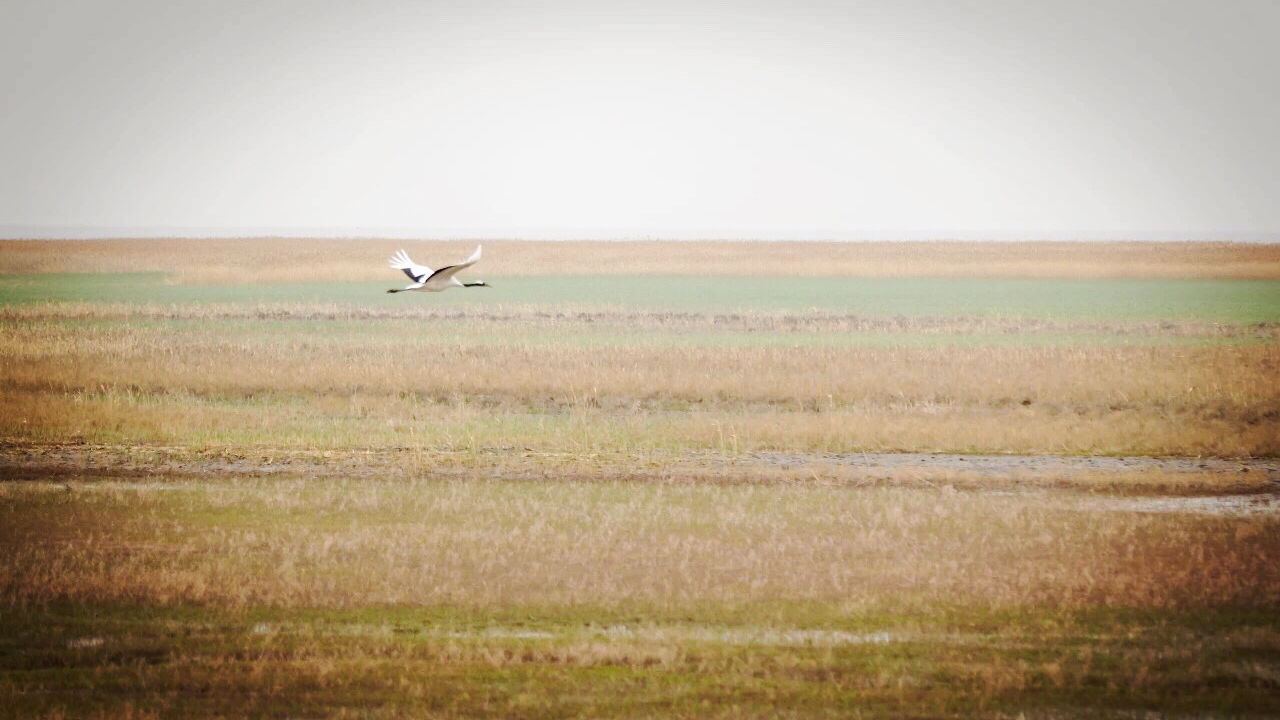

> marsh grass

[
  {"left": 3, "top": 304, "right": 1277, "bottom": 456},
  {"left": 7, "top": 602, "right": 1278, "bottom": 719},
  {"left": 2, "top": 240, "right": 1279, "bottom": 717},
  {"left": 5, "top": 477, "right": 1278, "bottom": 611},
  {"left": 2, "top": 477, "right": 1278, "bottom": 718}
]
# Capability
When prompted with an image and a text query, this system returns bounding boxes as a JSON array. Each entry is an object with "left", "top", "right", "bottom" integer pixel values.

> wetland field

[{"left": 1, "top": 239, "right": 1279, "bottom": 718}]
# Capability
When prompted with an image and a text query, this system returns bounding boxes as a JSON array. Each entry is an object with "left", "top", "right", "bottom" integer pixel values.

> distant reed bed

[{"left": 2, "top": 238, "right": 1279, "bottom": 282}]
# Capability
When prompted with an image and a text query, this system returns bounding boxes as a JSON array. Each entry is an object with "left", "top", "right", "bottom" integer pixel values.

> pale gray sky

[{"left": 2, "top": 0, "right": 1277, "bottom": 240}]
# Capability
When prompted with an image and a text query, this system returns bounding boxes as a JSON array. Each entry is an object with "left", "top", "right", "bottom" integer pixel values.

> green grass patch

[
  {"left": 4, "top": 272, "right": 1280, "bottom": 322},
  {"left": 2, "top": 602, "right": 1277, "bottom": 719}
]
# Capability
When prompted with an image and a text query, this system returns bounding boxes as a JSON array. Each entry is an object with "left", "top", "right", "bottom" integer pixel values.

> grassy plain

[{"left": 2, "top": 239, "right": 1279, "bottom": 718}]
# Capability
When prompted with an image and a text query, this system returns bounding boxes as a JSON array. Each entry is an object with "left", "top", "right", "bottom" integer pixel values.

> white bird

[{"left": 386, "top": 246, "right": 489, "bottom": 293}]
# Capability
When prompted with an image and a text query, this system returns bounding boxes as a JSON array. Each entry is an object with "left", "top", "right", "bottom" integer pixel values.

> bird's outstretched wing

[
  {"left": 423, "top": 245, "right": 483, "bottom": 287},
  {"left": 388, "top": 250, "right": 432, "bottom": 283}
]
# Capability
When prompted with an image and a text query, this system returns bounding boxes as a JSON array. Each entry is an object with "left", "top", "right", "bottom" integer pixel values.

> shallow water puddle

[{"left": 1087, "top": 493, "right": 1280, "bottom": 516}]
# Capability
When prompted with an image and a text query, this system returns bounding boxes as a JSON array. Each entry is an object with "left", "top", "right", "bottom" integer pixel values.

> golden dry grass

[
  {"left": 2, "top": 305, "right": 1276, "bottom": 456},
  {"left": 3, "top": 238, "right": 1279, "bottom": 281},
  {"left": 4, "top": 479, "right": 1277, "bottom": 612}
]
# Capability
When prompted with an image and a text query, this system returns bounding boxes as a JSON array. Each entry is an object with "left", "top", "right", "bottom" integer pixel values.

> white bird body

[{"left": 387, "top": 246, "right": 488, "bottom": 293}]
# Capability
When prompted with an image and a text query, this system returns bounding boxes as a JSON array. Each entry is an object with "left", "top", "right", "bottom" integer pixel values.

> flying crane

[{"left": 386, "top": 246, "right": 489, "bottom": 293}]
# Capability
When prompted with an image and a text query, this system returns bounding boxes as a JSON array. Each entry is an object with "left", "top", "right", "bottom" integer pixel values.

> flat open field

[{"left": 2, "top": 239, "right": 1279, "bottom": 718}]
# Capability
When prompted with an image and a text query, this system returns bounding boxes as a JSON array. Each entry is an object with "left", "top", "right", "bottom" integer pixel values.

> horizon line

[{"left": 3, "top": 225, "right": 1280, "bottom": 244}]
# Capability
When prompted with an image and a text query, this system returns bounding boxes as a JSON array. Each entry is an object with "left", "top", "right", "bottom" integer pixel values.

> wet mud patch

[
  {"left": 2, "top": 443, "right": 1277, "bottom": 500},
  {"left": 752, "top": 451, "right": 1280, "bottom": 482}
]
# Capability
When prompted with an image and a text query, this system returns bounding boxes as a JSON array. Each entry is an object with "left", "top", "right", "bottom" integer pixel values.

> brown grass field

[
  {"left": 3, "top": 237, "right": 1280, "bottom": 281},
  {"left": 1, "top": 239, "right": 1278, "bottom": 718}
]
